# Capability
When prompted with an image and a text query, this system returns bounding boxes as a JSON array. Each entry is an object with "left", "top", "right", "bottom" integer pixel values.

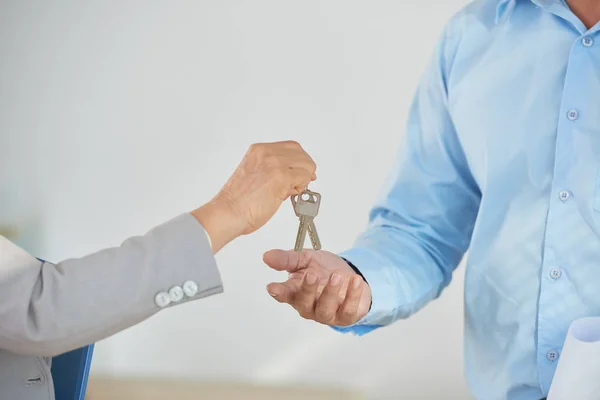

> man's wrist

[{"left": 190, "top": 199, "right": 245, "bottom": 254}]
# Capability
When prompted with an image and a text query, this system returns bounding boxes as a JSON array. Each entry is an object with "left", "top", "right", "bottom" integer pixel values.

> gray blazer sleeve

[{"left": 0, "top": 213, "right": 223, "bottom": 357}]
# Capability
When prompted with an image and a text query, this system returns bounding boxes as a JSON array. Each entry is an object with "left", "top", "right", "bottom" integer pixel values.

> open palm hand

[{"left": 263, "top": 249, "right": 371, "bottom": 326}]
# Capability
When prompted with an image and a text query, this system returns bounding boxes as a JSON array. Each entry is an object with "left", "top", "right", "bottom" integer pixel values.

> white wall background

[{"left": 0, "top": 1, "right": 472, "bottom": 398}]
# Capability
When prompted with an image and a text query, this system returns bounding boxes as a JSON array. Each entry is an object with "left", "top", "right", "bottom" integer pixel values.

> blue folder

[{"left": 51, "top": 344, "right": 94, "bottom": 400}]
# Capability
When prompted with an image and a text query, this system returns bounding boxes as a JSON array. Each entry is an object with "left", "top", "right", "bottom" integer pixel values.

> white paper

[{"left": 547, "top": 317, "right": 600, "bottom": 400}]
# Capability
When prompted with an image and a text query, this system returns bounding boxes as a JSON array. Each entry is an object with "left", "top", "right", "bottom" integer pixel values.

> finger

[
  {"left": 263, "top": 249, "right": 312, "bottom": 272},
  {"left": 266, "top": 282, "right": 294, "bottom": 304},
  {"left": 272, "top": 140, "right": 303, "bottom": 149},
  {"left": 290, "top": 157, "right": 317, "bottom": 178},
  {"left": 287, "top": 177, "right": 316, "bottom": 197},
  {"left": 290, "top": 160, "right": 317, "bottom": 180},
  {"left": 287, "top": 188, "right": 301, "bottom": 198},
  {"left": 314, "top": 273, "right": 344, "bottom": 324},
  {"left": 280, "top": 148, "right": 317, "bottom": 176},
  {"left": 288, "top": 185, "right": 305, "bottom": 197},
  {"left": 288, "top": 168, "right": 314, "bottom": 191},
  {"left": 277, "top": 167, "right": 312, "bottom": 200},
  {"left": 258, "top": 142, "right": 316, "bottom": 177},
  {"left": 273, "top": 144, "right": 315, "bottom": 164},
  {"left": 337, "top": 275, "right": 364, "bottom": 326},
  {"left": 292, "top": 273, "right": 320, "bottom": 319}
]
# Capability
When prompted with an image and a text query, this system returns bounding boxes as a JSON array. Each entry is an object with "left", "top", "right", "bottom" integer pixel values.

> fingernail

[
  {"left": 268, "top": 291, "right": 278, "bottom": 298},
  {"left": 306, "top": 273, "right": 317, "bottom": 285},
  {"left": 331, "top": 273, "right": 342, "bottom": 286},
  {"left": 352, "top": 276, "right": 362, "bottom": 289}
]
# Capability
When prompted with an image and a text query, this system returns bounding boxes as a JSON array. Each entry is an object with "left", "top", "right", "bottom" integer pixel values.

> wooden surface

[{"left": 85, "top": 377, "right": 366, "bottom": 400}]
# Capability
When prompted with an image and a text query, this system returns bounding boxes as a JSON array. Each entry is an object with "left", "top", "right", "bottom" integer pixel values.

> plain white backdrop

[{"left": 1, "top": 1, "right": 473, "bottom": 398}]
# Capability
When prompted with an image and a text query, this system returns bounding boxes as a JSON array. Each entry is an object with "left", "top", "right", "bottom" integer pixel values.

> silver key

[
  {"left": 291, "top": 190, "right": 321, "bottom": 250},
  {"left": 292, "top": 189, "right": 321, "bottom": 251},
  {"left": 306, "top": 219, "right": 322, "bottom": 250},
  {"left": 291, "top": 209, "right": 322, "bottom": 250},
  {"left": 295, "top": 214, "right": 311, "bottom": 252}
]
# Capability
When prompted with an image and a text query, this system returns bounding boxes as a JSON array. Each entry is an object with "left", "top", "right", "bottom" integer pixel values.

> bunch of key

[{"left": 291, "top": 188, "right": 322, "bottom": 252}]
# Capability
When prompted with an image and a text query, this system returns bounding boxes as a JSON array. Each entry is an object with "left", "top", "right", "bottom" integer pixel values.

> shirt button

[
  {"left": 546, "top": 349, "right": 559, "bottom": 362},
  {"left": 183, "top": 280, "right": 199, "bottom": 297},
  {"left": 582, "top": 36, "right": 594, "bottom": 47},
  {"left": 549, "top": 268, "right": 562, "bottom": 280},
  {"left": 169, "top": 286, "right": 184, "bottom": 302},
  {"left": 567, "top": 109, "right": 579, "bottom": 120},
  {"left": 154, "top": 292, "right": 171, "bottom": 308},
  {"left": 558, "top": 190, "right": 571, "bottom": 201}
]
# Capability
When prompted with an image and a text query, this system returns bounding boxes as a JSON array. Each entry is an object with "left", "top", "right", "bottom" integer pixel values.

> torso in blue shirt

[{"left": 337, "top": 1, "right": 600, "bottom": 399}]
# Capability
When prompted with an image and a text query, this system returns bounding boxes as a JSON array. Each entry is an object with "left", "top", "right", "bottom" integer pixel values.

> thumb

[{"left": 263, "top": 249, "right": 312, "bottom": 272}]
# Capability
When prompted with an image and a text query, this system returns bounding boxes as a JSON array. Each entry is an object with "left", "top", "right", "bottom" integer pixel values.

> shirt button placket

[{"left": 535, "top": 20, "right": 593, "bottom": 393}]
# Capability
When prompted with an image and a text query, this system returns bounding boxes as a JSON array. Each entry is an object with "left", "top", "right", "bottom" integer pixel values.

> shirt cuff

[
  {"left": 202, "top": 225, "right": 213, "bottom": 251},
  {"left": 330, "top": 247, "right": 400, "bottom": 335}
]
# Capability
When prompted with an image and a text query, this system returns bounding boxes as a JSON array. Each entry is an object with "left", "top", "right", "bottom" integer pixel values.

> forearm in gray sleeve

[{"left": 0, "top": 213, "right": 222, "bottom": 356}]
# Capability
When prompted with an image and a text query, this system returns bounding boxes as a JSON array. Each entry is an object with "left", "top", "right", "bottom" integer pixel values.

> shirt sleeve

[
  {"left": 0, "top": 213, "right": 223, "bottom": 356},
  {"left": 333, "top": 23, "right": 481, "bottom": 335}
]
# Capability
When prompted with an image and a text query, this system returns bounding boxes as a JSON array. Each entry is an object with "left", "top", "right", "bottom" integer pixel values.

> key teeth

[
  {"left": 307, "top": 221, "right": 321, "bottom": 251},
  {"left": 294, "top": 215, "right": 309, "bottom": 252}
]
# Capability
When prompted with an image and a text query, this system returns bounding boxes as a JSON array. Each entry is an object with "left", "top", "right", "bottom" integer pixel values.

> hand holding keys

[{"left": 291, "top": 188, "right": 322, "bottom": 251}]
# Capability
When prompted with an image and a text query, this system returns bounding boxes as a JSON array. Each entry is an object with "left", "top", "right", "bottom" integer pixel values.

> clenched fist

[{"left": 192, "top": 141, "right": 316, "bottom": 253}]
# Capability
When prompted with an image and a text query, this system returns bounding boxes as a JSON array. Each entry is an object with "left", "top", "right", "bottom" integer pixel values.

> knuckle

[
  {"left": 297, "top": 308, "right": 313, "bottom": 320},
  {"left": 315, "top": 307, "right": 336, "bottom": 323},
  {"left": 339, "top": 306, "right": 357, "bottom": 322},
  {"left": 285, "top": 140, "right": 301, "bottom": 148},
  {"left": 299, "top": 251, "right": 312, "bottom": 266},
  {"left": 296, "top": 300, "right": 313, "bottom": 314},
  {"left": 265, "top": 154, "right": 281, "bottom": 167},
  {"left": 249, "top": 143, "right": 267, "bottom": 158}
]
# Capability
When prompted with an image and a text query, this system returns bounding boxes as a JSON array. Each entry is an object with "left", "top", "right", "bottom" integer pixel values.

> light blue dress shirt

[{"left": 335, "top": 0, "right": 600, "bottom": 398}]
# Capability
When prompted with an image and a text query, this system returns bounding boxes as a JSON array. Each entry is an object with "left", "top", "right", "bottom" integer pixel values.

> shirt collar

[
  {"left": 496, "top": 0, "right": 569, "bottom": 24},
  {"left": 495, "top": 0, "right": 518, "bottom": 24}
]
